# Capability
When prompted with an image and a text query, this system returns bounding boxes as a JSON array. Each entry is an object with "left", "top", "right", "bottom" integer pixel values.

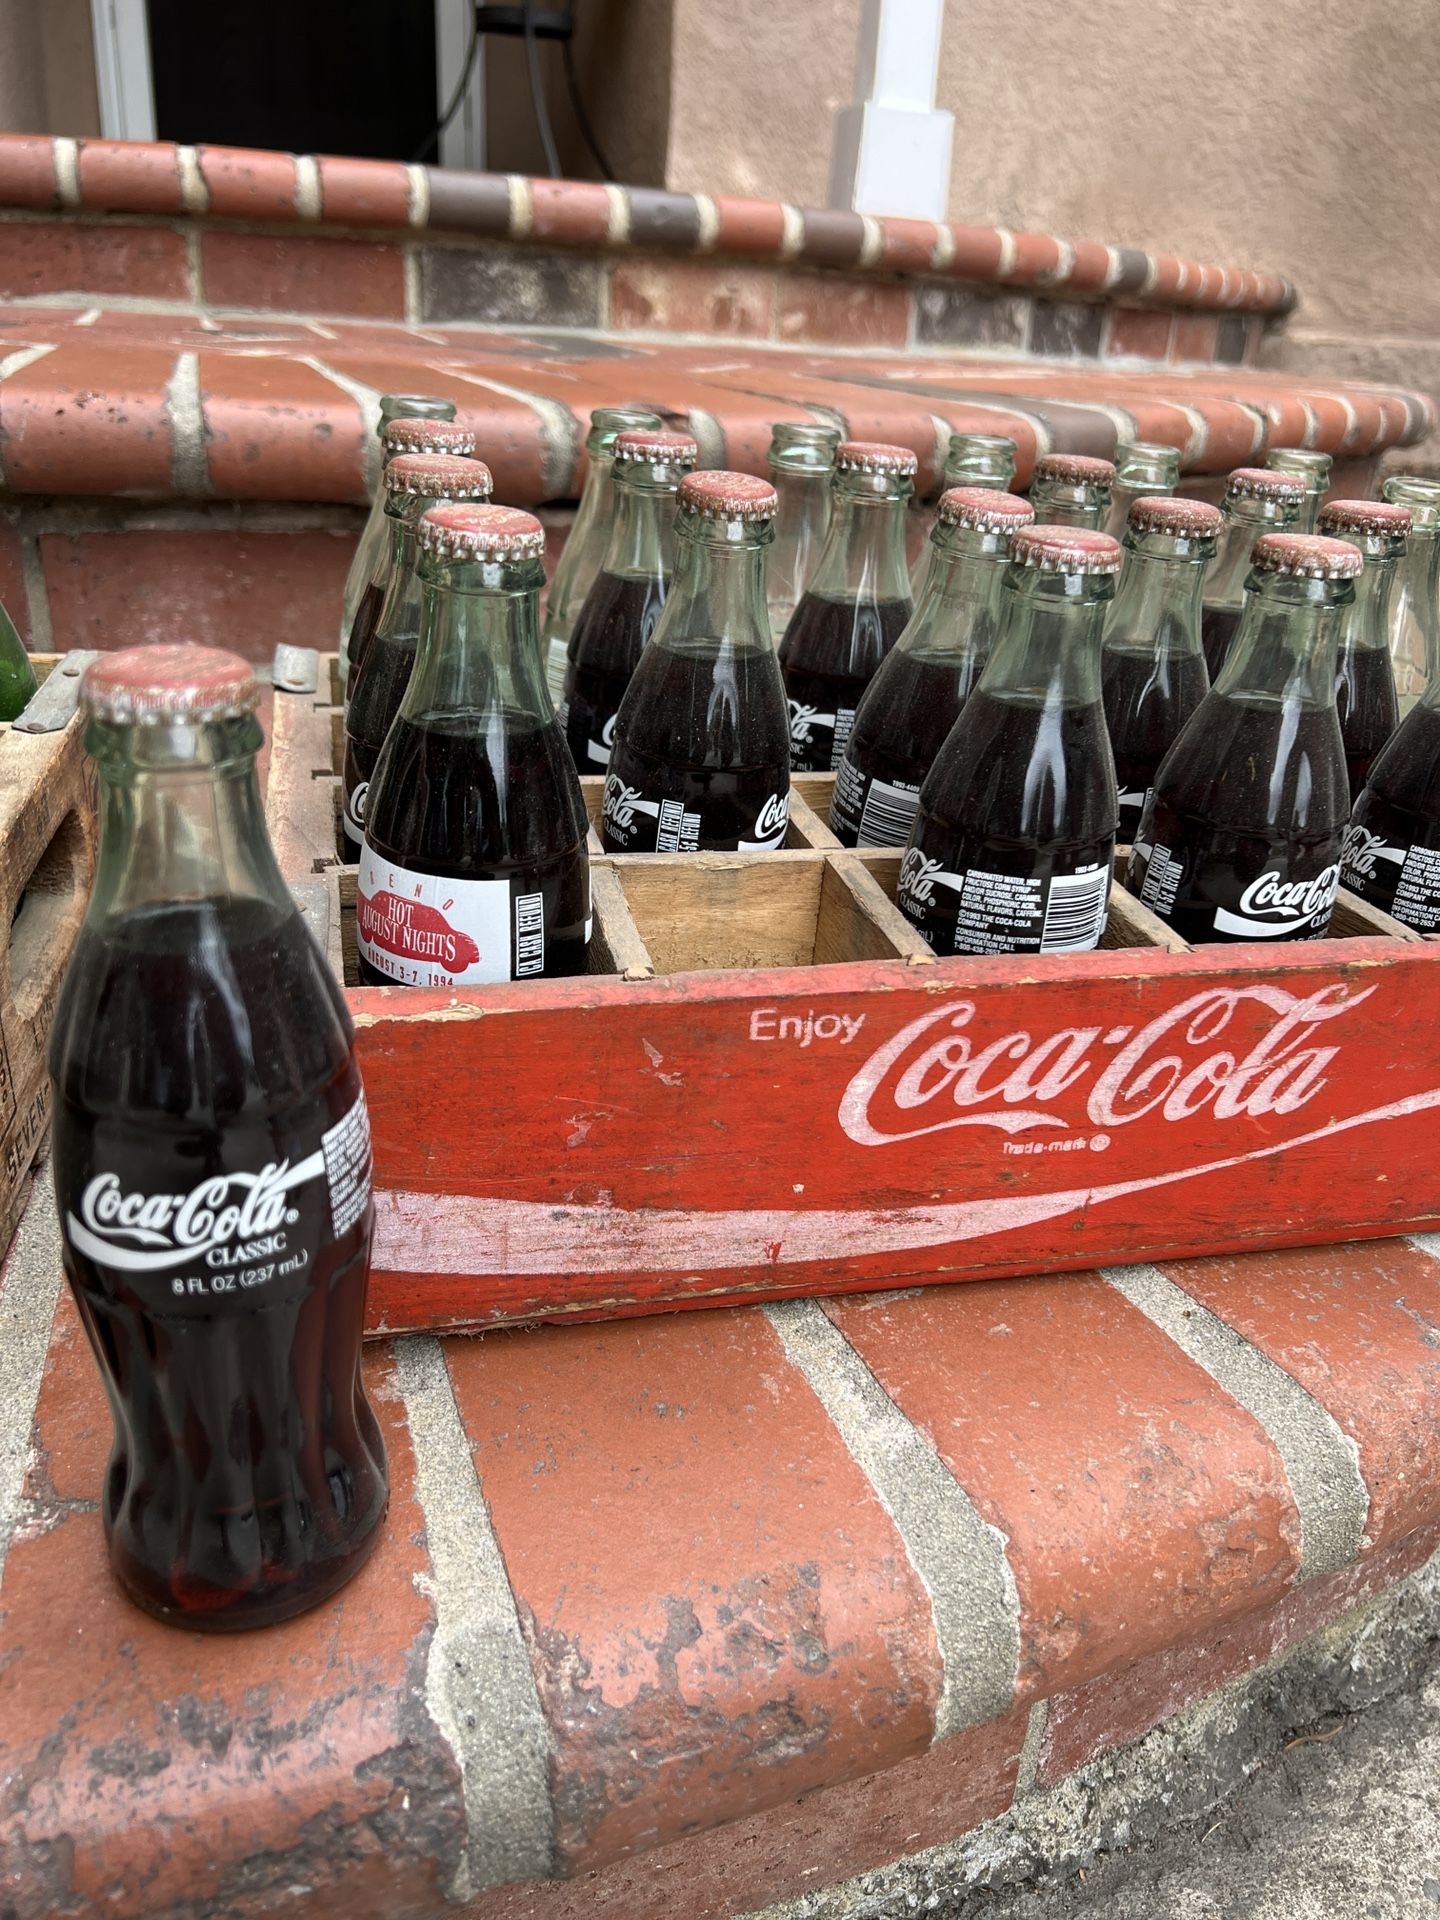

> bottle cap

[
  {"left": 1251, "top": 532, "right": 1364, "bottom": 580},
  {"left": 382, "top": 416, "right": 477, "bottom": 458},
  {"left": 385, "top": 452, "right": 493, "bottom": 501},
  {"left": 613, "top": 428, "right": 699, "bottom": 468},
  {"left": 1224, "top": 467, "right": 1304, "bottom": 505},
  {"left": 1317, "top": 499, "right": 1413, "bottom": 540},
  {"left": 1126, "top": 496, "right": 1223, "bottom": 538},
  {"left": 937, "top": 486, "right": 1034, "bottom": 533},
  {"left": 1265, "top": 448, "right": 1333, "bottom": 478},
  {"left": 835, "top": 440, "right": 919, "bottom": 477},
  {"left": 83, "top": 644, "right": 259, "bottom": 724},
  {"left": 679, "top": 470, "right": 778, "bottom": 521},
  {"left": 1032, "top": 453, "right": 1117, "bottom": 489},
  {"left": 418, "top": 502, "right": 546, "bottom": 562},
  {"left": 1010, "top": 525, "right": 1124, "bottom": 575}
]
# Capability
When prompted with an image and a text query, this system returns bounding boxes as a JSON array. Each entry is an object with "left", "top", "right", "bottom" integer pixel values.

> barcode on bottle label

[
  {"left": 655, "top": 798, "right": 701, "bottom": 853},
  {"left": 857, "top": 775, "right": 920, "bottom": 849},
  {"left": 1039, "top": 865, "right": 1110, "bottom": 951},
  {"left": 1139, "top": 843, "right": 1183, "bottom": 918},
  {"left": 514, "top": 891, "right": 545, "bottom": 976}
]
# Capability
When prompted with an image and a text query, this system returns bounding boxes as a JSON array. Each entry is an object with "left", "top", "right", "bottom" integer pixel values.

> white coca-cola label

[
  {"left": 1212, "top": 865, "right": 1340, "bottom": 940},
  {"left": 356, "top": 843, "right": 530, "bottom": 986},
  {"left": 738, "top": 791, "right": 789, "bottom": 850},
  {"left": 1341, "top": 823, "right": 1406, "bottom": 885}
]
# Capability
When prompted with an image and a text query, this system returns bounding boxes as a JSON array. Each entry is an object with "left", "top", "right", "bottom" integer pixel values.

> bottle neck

[
  {"left": 903, "top": 526, "right": 1010, "bottom": 658},
  {"left": 1028, "top": 481, "right": 1108, "bottom": 532},
  {"left": 402, "top": 555, "right": 551, "bottom": 723},
  {"left": 602, "top": 472, "right": 681, "bottom": 580},
  {"left": 1339, "top": 546, "right": 1401, "bottom": 656},
  {"left": 978, "top": 569, "right": 1114, "bottom": 707},
  {"left": 653, "top": 515, "right": 773, "bottom": 656},
  {"left": 806, "top": 473, "right": 912, "bottom": 603},
  {"left": 1104, "top": 536, "right": 1208, "bottom": 655},
  {"left": 1206, "top": 500, "right": 1290, "bottom": 607},
  {"left": 1215, "top": 573, "right": 1351, "bottom": 706},
  {"left": 1406, "top": 528, "right": 1440, "bottom": 702},
  {"left": 85, "top": 715, "right": 289, "bottom": 922},
  {"left": 376, "top": 496, "right": 429, "bottom": 629}
]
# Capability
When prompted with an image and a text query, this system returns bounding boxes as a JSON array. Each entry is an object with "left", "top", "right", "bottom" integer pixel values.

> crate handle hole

[{"left": 10, "top": 808, "right": 87, "bottom": 1024}]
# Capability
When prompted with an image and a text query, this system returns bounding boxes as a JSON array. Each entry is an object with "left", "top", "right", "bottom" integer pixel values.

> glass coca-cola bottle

[
  {"left": 1380, "top": 475, "right": 1440, "bottom": 712},
  {"left": 541, "top": 404, "right": 664, "bottom": 704},
  {"left": 359, "top": 505, "right": 589, "bottom": 985},
  {"left": 1127, "top": 532, "right": 1360, "bottom": 943},
  {"left": 1102, "top": 495, "right": 1220, "bottom": 841},
  {"left": 779, "top": 440, "right": 915, "bottom": 772},
  {"left": 49, "top": 645, "right": 387, "bottom": 1629},
  {"left": 832, "top": 486, "right": 1033, "bottom": 848},
  {"left": 1265, "top": 447, "right": 1332, "bottom": 533},
  {"left": 768, "top": 421, "right": 841, "bottom": 644},
  {"left": 1103, "top": 441, "right": 1181, "bottom": 541},
  {"left": 908, "top": 431, "right": 1017, "bottom": 595},
  {"left": 342, "top": 451, "right": 493, "bottom": 859},
  {"left": 601, "top": 471, "right": 790, "bottom": 853},
  {"left": 1027, "top": 453, "right": 1115, "bottom": 532},
  {"left": 1315, "top": 498, "right": 1407, "bottom": 800},
  {"left": 0, "top": 593, "right": 37, "bottom": 721},
  {"left": 560, "top": 427, "right": 697, "bottom": 773},
  {"left": 1200, "top": 467, "right": 1305, "bottom": 679},
  {"left": 897, "top": 524, "right": 1121, "bottom": 956},
  {"left": 340, "top": 401, "right": 468, "bottom": 677}
]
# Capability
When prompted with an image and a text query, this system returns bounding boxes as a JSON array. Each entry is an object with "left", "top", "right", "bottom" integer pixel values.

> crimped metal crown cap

[
  {"left": 1032, "top": 453, "right": 1117, "bottom": 489},
  {"left": 418, "top": 502, "right": 546, "bottom": 562},
  {"left": 613, "top": 428, "right": 699, "bottom": 468},
  {"left": 679, "top": 470, "right": 778, "bottom": 520},
  {"left": 382, "top": 416, "right": 477, "bottom": 457},
  {"left": 385, "top": 452, "right": 493, "bottom": 501},
  {"left": 1317, "top": 499, "right": 1413, "bottom": 540},
  {"left": 937, "top": 486, "right": 1034, "bottom": 533},
  {"left": 1224, "top": 467, "right": 1304, "bottom": 504},
  {"left": 1010, "top": 525, "right": 1124, "bottom": 575},
  {"left": 1251, "top": 532, "right": 1364, "bottom": 580},
  {"left": 84, "top": 644, "right": 259, "bottom": 724},
  {"left": 1126, "top": 496, "right": 1223, "bottom": 538},
  {"left": 835, "top": 440, "right": 919, "bottom": 477}
]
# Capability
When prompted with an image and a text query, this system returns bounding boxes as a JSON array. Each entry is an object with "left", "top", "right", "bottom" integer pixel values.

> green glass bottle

[
  {"left": 908, "top": 431, "right": 1018, "bottom": 595},
  {"left": 1103, "top": 441, "right": 1181, "bottom": 540},
  {"left": 768, "top": 422, "right": 841, "bottom": 645},
  {"left": 1379, "top": 475, "right": 1440, "bottom": 713},
  {"left": 0, "top": 597, "right": 38, "bottom": 721},
  {"left": 1265, "top": 448, "right": 1332, "bottom": 533},
  {"left": 1315, "top": 497, "right": 1407, "bottom": 800},
  {"left": 1028, "top": 453, "right": 1116, "bottom": 531}
]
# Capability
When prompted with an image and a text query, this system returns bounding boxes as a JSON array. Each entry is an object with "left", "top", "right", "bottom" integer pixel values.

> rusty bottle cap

[
  {"left": 679, "top": 470, "right": 778, "bottom": 522},
  {"left": 84, "top": 645, "right": 259, "bottom": 724},
  {"left": 613, "top": 428, "right": 700, "bottom": 469},
  {"left": 1250, "top": 532, "right": 1364, "bottom": 580},
  {"left": 382, "top": 416, "right": 477, "bottom": 459},
  {"left": 1224, "top": 467, "right": 1305, "bottom": 505},
  {"left": 1032, "top": 453, "right": 1118, "bottom": 489},
  {"left": 1126, "top": 496, "right": 1223, "bottom": 539},
  {"left": 1317, "top": 498, "right": 1413, "bottom": 545},
  {"left": 937, "top": 486, "right": 1034, "bottom": 534},
  {"left": 1010, "top": 525, "right": 1124, "bottom": 575},
  {"left": 384, "top": 452, "right": 493, "bottom": 501},
  {"left": 835, "top": 440, "right": 919, "bottom": 477},
  {"left": 418, "top": 502, "right": 546, "bottom": 563}
]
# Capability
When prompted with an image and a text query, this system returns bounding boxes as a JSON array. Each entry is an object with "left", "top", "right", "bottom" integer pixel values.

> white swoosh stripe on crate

[{"left": 370, "top": 1084, "right": 1440, "bottom": 1276}]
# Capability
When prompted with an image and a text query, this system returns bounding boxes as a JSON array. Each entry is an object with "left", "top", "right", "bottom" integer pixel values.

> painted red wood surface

[{"left": 351, "top": 937, "right": 1440, "bottom": 1334}]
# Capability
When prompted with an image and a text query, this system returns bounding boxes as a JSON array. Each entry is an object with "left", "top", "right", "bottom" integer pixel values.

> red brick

[
  {"left": 1161, "top": 1241, "right": 1440, "bottom": 1550},
  {"left": 199, "top": 350, "right": 367, "bottom": 497},
  {"left": 826, "top": 1277, "right": 1301, "bottom": 1702},
  {"left": 0, "top": 342, "right": 174, "bottom": 495},
  {"left": 41, "top": 526, "right": 357, "bottom": 658},
  {"left": 444, "top": 1309, "right": 943, "bottom": 1872},
  {"left": 0, "top": 138, "right": 57, "bottom": 210},
  {"left": 1172, "top": 312, "right": 1221, "bottom": 362},
  {"left": 609, "top": 257, "right": 774, "bottom": 337},
  {"left": 877, "top": 217, "right": 940, "bottom": 274},
  {"left": 942, "top": 224, "right": 1007, "bottom": 281},
  {"left": 318, "top": 154, "right": 412, "bottom": 228},
  {"left": 1064, "top": 240, "right": 1113, "bottom": 294},
  {"left": 529, "top": 177, "right": 612, "bottom": 247},
  {"left": 196, "top": 142, "right": 298, "bottom": 218},
  {"left": 0, "top": 221, "right": 189, "bottom": 302},
  {"left": 0, "top": 1298, "right": 463, "bottom": 1919},
  {"left": 1148, "top": 255, "right": 1185, "bottom": 303},
  {"left": 1038, "top": 1516, "right": 1440, "bottom": 1786},
  {"left": 1107, "top": 308, "right": 1173, "bottom": 360},
  {"left": 1002, "top": 230, "right": 1064, "bottom": 286},
  {"left": 199, "top": 231, "right": 405, "bottom": 318},
  {"left": 710, "top": 194, "right": 787, "bottom": 256},
  {"left": 76, "top": 139, "right": 184, "bottom": 214},
  {"left": 778, "top": 272, "right": 910, "bottom": 348}
]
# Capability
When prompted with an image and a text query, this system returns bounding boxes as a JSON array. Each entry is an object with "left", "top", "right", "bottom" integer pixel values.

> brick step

[{"left": 3, "top": 1164, "right": 1439, "bottom": 1915}]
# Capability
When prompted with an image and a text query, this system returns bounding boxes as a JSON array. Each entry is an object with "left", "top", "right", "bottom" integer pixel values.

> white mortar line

[
  {"left": 52, "top": 138, "right": 80, "bottom": 208},
  {"left": 164, "top": 349, "right": 210, "bottom": 497}
]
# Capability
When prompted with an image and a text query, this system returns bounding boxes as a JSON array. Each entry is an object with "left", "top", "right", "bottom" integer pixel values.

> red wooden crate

[{"left": 268, "top": 659, "right": 1436, "bottom": 1336}]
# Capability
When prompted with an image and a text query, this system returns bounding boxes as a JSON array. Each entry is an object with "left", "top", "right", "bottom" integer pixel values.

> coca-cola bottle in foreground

[
  {"left": 779, "top": 441, "right": 916, "bottom": 771},
  {"left": 768, "top": 421, "right": 841, "bottom": 644},
  {"left": 359, "top": 504, "right": 590, "bottom": 985},
  {"left": 1316, "top": 497, "right": 1407, "bottom": 800},
  {"left": 342, "top": 452, "right": 493, "bottom": 859},
  {"left": 1200, "top": 467, "right": 1304, "bottom": 680},
  {"left": 1380, "top": 475, "right": 1440, "bottom": 712},
  {"left": 1127, "top": 532, "right": 1360, "bottom": 943},
  {"left": 560, "top": 427, "right": 697, "bottom": 772},
  {"left": 541, "top": 404, "right": 663, "bottom": 705},
  {"left": 1027, "top": 453, "right": 1115, "bottom": 532},
  {"left": 897, "top": 524, "right": 1121, "bottom": 956},
  {"left": 1265, "top": 447, "right": 1332, "bottom": 533},
  {"left": 49, "top": 646, "right": 387, "bottom": 1629},
  {"left": 1103, "top": 441, "right": 1181, "bottom": 542},
  {"left": 602, "top": 471, "right": 790, "bottom": 853},
  {"left": 340, "top": 401, "right": 469, "bottom": 680},
  {"left": 832, "top": 486, "right": 1034, "bottom": 848},
  {"left": 1102, "top": 495, "right": 1220, "bottom": 842},
  {"left": 908, "top": 431, "right": 1018, "bottom": 593}
]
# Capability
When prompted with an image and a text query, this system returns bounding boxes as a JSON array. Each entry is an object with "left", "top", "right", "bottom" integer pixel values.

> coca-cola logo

[
  {"left": 68, "top": 1159, "right": 323, "bottom": 1273},
  {"left": 1342, "top": 824, "right": 1405, "bottom": 881},
  {"left": 357, "top": 888, "right": 481, "bottom": 971},
  {"left": 751, "top": 792, "right": 789, "bottom": 841},
  {"left": 788, "top": 699, "right": 832, "bottom": 747},
  {"left": 898, "top": 847, "right": 960, "bottom": 908},
  {"left": 1237, "top": 866, "right": 1340, "bottom": 923},
  {"left": 838, "top": 983, "right": 1371, "bottom": 1146}
]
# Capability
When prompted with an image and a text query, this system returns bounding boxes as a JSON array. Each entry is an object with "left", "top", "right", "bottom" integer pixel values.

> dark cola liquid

[
  {"left": 1201, "top": 603, "right": 1242, "bottom": 682},
  {"left": 1335, "top": 643, "right": 1398, "bottom": 801},
  {"left": 359, "top": 709, "right": 589, "bottom": 985},
  {"left": 1102, "top": 643, "right": 1209, "bottom": 843},
  {"left": 344, "top": 579, "right": 385, "bottom": 700},
  {"left": 1127, "top": 693, "right": 1347, "bottom": 944},
  {"left": 561, "top": 571, "right": 667, "bottom": 773},
  {"left": 779, "top": 593, "right": 912, "bottom": 771},
  {"left": 898, "top": 690, "right": 1116, "bottom": 956},
  {"left": 830, "top": 650, "right": 986, "bottom": 848},
  {"left": 1343, "top": 703, "right": 1440, "bottom": 930},
  {"left": 601, "top": 641, "right": 790, "bottom": 853},
  {"left": 343, "top": 621, "right": 419, "bottom": 861},
  {"left": 49, "top": 897, "right": 387, "bottom": 1628}
]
